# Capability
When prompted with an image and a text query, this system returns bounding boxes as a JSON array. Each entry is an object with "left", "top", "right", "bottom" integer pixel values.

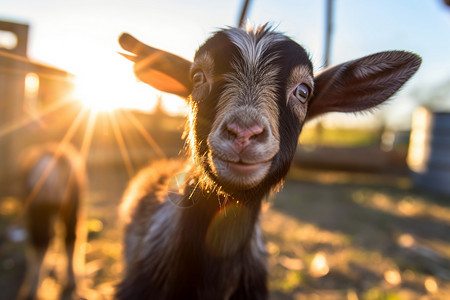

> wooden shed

[{"left": 0, "top": 21, "right": 74, "bottom": 195}]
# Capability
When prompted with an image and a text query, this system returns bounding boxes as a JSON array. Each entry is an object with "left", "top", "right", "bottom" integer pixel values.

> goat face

[
  {"left": 119, "top": 25, "right": 421, "bottom": 194},
  {"left": 190, "top": 27, "right": 313, "bottom": 191}
]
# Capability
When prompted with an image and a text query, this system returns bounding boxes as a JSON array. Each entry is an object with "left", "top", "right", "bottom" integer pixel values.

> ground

[{"left": 1, "top": 165, "right": 450, "bottom": 300}]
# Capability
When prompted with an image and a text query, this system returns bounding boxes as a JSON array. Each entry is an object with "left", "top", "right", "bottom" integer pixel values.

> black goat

[
  {"left": 18, "top": 143, "right": 86, "bottom": 300},
  {"left": 116, "top": 25, "right": 421, "bottom": 299}
]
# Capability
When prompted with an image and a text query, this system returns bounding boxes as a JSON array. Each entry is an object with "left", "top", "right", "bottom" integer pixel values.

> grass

[
  {"left": 299, "top": 124, "right": 381, "bottom": 148},
  {"left": 265, "top": 168, "right": 450, "bottom": 299},
  {"left": 1, "top": 166, "right": 450, "bottom": 299}
]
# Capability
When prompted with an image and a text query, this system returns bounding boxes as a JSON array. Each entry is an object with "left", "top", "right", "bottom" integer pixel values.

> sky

[{"left": 1, "top": 0, "right": 450, "bottom": 129}]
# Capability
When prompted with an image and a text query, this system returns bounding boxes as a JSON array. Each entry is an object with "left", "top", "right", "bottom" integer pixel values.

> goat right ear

[
  {"left": 307, "top": 51, "right": 421, "bottom": 120},
  {"left": 119, "top": 33, "right": 193, "bottom": 98}
]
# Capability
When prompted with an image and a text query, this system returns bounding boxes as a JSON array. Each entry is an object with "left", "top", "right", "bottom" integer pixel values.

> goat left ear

[
  {"left": 119, "top": 33, "right": 193, "bottom": 98},
  {"left": 307, "top": 51, "right": 421, "bottom": 120}
]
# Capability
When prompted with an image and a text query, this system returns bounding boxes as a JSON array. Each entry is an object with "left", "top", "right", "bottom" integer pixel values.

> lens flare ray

[
  {"left": 107, "top": 112, "right": 134, "bottom": 178},
  {"left": 0, "top": 99, "right": 76, "bottom": 138},
  {"left": 80, "top": 111, "right": 97, "bottom": 161},
  {"left": 22, "top": 108, "right": 88, "bottom": 216},
  {"left": 123, "top": 110, "right": 166, "bottom": 159}
]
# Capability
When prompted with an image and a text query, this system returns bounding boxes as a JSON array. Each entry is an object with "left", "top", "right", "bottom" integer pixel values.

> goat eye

[
  {"left": 192, "top": 71, "right": 206, "bottom": 87},
  {"left": 294, "top": 83, "right": 310, "bottom": 103}
]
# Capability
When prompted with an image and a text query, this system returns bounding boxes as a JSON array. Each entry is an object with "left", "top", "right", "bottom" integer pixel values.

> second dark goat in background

[{"left": 18, "top": 143, "right": 86, "bottom": 300}]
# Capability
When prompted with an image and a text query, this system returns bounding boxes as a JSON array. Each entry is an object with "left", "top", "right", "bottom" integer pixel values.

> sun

[
  {"left": 71, "top": 54, "right": 160, "bottom": 113},
  {"left": 72, "top": 54, "right": 189, "bottom": 116},
  {"left": 74, "top": 71, "right": 158, "bottom": 113},
  {"left": 74, "top": 69, "right": 189, "bottom": 116}
]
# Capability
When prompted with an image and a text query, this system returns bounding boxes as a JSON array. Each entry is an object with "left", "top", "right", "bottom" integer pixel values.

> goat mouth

[
  {"left": 209, "top": 153, "right": 273, "bottom": 189},
  {"left": 226, "top": 161, "right": 265, "bottom": 176},
  {"left": 211, "top": 153, "right": 271, "bottom": 172}
]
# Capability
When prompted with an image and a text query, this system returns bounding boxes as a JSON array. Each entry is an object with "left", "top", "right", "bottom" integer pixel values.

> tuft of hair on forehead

[
  {"left": 224, "top": 25, "right": 287, "bottom": 67},
  {"left": 199, "top": 25, "right": 313, "bottom": 79}
]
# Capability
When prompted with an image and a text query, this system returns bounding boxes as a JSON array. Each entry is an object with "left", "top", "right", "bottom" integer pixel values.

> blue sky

[{"left": 1, "top": 0, "right": 450, "bottom": 128}]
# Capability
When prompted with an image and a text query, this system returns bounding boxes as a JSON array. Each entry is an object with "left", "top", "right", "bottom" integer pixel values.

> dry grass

[{"left": 1, "top": 166, "right": 450, "bottom": 299}]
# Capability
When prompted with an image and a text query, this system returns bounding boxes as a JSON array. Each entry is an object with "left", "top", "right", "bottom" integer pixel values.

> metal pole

[
  {"left": 238, "top": 0, "right": 252, "bottom": 28},
  {"left": 324, "top": 0, "right": 334, "bottom": 68}
]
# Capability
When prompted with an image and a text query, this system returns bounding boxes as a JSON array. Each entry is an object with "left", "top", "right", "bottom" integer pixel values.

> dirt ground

[{"left": 1, "top": 165, "right": 450, "bottom": 300}]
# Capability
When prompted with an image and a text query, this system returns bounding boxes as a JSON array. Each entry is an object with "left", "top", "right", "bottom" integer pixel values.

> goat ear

[
  {"left": 307, "top": 51, "right": 421, "bottom": 120},
  {"left": 118, "top": 33, "right": 193, "bottom": 98}
]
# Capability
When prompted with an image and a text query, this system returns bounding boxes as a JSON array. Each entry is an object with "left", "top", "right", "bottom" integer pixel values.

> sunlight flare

[
  {"left": 425, "top": 276, "right": 438, "bottom": 294},
  {"left": 122, "top": 110, "right": 166, "bottom": 159},
  {"left": 74, "top": 70, "right": 158, "bottom": 113},
  {"left": 309, "top": 252, "right": 329, "bottom": 278},
  {"left": 25, "top": 73, "right": 40, "bottom": 94},
  {"left": 80, "top": 111, "right": 98, "bottom": 160},
  {"left": 160, "top": 93, "right": 188, "bottom": 116},
  {"left": 107, "top": 112, "right": 134, "bottom": 178},
  {"left": 22, "top": 109, "right": 88, "bottom": 215},
  {"left": 384, "top": 269, "right": 402, "bottom": 286},
  {"left": 397, "top": 233, "right": 415, "bottom": 248},
  {"left": 0, "top": 99, "right": 72, "bottom": 138}
]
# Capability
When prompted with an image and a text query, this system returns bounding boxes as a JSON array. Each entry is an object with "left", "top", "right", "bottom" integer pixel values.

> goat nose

[{"left": 226, "top": 123, "right": 264, "bottom": 150}]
